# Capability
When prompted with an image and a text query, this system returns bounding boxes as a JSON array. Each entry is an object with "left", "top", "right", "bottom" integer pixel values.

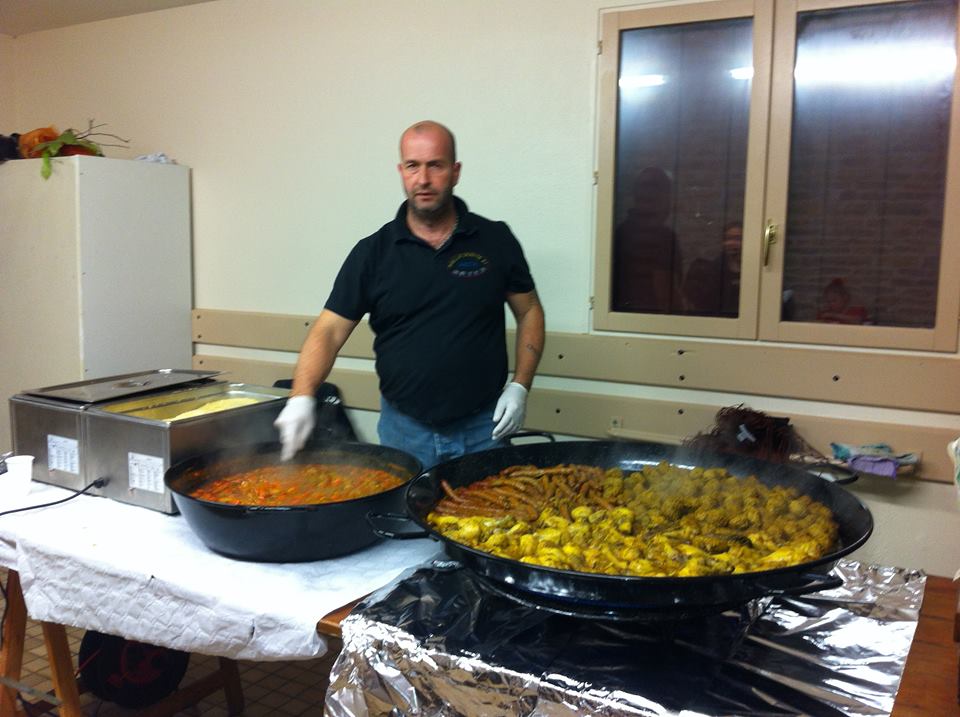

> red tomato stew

[{"left": 187, "top": 464, "right": 406, "bottom": 506}]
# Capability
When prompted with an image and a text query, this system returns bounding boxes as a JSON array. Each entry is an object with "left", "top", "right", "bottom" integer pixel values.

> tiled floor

[{"left": 1, "top": 587, "right": 342, "bottom": 716}]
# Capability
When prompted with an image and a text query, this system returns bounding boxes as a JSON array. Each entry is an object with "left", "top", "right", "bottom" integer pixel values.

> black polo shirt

[{"left": 325, "top": 197, "right": 535, "bottom": 426}]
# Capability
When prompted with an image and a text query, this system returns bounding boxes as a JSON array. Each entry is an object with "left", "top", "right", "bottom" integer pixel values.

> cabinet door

[{"left": 75, "top": 157, "right": 193, "bottom": 374}]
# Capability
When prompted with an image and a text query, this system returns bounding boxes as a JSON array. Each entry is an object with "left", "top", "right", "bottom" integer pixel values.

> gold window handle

[{"left": 763, "top": 220, "right": 778, "bottom": 266}]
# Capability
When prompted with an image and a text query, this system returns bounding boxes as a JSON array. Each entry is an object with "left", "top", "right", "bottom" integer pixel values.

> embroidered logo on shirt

[{"left": 448, "top": 252, "right": 489, "bottom": 278}]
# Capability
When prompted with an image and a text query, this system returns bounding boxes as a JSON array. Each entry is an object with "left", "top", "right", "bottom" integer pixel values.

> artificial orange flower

[{"left": 18, "top": 126, "right": 60, "bottom": 158}]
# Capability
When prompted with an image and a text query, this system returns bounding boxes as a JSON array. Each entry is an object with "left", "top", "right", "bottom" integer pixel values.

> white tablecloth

[{"left": 0, "top": 484, "right": 440, "bottom": 661}]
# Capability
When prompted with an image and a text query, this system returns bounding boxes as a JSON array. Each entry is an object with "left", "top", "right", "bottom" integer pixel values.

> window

[{"left": 594, "top": 0, "right": 960, "bottom": 351}]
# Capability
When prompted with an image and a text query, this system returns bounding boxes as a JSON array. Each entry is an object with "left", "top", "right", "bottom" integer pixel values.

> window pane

[
  {"left": 782, "top": 0, "right": 956, "bottom": 327},
  {"left": 612, "top": 18, "right": 752, "bottom": 316}
]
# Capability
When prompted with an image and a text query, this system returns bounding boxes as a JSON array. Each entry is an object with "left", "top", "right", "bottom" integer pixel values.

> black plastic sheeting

[{"left": 326, "top": 560, "right": 924, "bottom": 717}]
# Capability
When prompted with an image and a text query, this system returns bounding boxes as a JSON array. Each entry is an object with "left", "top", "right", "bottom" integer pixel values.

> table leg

[
  {"left": 219, "top": 657, "right": 245, "bottom": 715},
  {"left": 136, "top": 657, "right": 245, "bottom": 717},
  {"left": 40, "top": 622, "right": 82, "bottom": 717},
  {"left": 956, "top": 589, "right": 960, "bottom": 704},
  {"left": 0, "top": 571, "right": 26, "bottom": 717}
]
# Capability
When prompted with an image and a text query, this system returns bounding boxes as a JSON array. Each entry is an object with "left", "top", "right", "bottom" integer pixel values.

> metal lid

[{"left": 22, "top": 369, "right": 222, "bottom": 404}]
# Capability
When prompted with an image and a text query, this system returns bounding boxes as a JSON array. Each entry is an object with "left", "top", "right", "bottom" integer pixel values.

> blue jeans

[{"left": 378, "top": 397, "right": 503, "bottom": 470}]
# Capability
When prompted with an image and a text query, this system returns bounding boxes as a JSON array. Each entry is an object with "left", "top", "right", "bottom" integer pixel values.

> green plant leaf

[
  {"left": 33, "top": 129, "right": 105, "bottom": 178},
  {"left": 33, "top": 138, "right": 63, "bottom": 155}
]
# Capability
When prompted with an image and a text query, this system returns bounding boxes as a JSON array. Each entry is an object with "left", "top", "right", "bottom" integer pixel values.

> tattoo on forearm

[{"left": 525, "top": 343, "right": 542, "bottom": 359}]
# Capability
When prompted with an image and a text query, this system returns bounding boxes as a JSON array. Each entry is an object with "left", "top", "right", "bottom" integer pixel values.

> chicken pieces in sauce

[{"left": 427, "top": 462, "right": 838, "bottom": 578}]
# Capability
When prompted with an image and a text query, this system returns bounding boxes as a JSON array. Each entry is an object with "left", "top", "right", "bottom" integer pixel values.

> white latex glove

[
  {"left": 274, "top": 395, "right": 316, "bottom": 461},
  {"left": 492, "top": 382, "right": 528, "bottom": 440}
]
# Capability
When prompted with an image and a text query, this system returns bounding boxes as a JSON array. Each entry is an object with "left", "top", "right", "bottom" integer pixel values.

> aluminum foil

[{"left": 325, "top": 559, "right": 924, "bottom": 716}]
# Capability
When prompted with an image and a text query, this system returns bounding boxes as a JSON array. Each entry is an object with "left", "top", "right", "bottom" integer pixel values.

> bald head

[
  {"left": 397, "top": 120, "right": 461, "bottom": 223},
  {"left": 400, "top": 121, "right": 457, "bottom": 163}
]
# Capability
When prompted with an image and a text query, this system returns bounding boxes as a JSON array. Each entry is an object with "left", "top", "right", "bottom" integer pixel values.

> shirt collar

[{"left": 392, "top": 196, "right": 476, "bottom": 244}]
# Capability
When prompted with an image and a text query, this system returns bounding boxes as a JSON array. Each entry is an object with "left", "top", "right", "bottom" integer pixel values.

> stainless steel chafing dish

[{"left": 9, "top": 369, "right": 289, "bottom": 513}]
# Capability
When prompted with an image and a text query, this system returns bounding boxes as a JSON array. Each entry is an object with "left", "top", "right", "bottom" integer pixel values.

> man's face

[
  {"left": 398, "top": 127, "right": 460, "bottom": 220},
  {"left": 723, "top": 226, "right": 743, "bottom": 272},
  {"left": 824, "top": 287, "right": 847, "bottom": 311}
]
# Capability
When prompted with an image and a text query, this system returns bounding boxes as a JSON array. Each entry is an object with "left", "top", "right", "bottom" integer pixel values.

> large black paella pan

[{"left": 374, "top": 439, "right": 873, "bottom": 616}]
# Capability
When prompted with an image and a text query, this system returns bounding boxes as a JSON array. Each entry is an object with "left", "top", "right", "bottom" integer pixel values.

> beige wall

[
  {"left": 3, "top": 0, "right": 959, "bottom": 575},
  {"left": 0, "top": 34, "right": 15, "bottom": 130},
  {"left": 5, "top": 0, "right": 600, "bottom": 325}
]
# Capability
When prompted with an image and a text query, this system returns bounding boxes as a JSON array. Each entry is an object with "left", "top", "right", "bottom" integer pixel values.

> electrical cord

[
  {"left": 0, "top": 477, "right": 110, "bottom": 649},
  {"left": 0, "top": 477, "right": 109, "bottom": 518}
]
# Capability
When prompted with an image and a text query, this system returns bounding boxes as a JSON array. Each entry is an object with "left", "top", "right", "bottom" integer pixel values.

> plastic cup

[{"left": 2, "top": 455, "right": 35, "bottom": 501}]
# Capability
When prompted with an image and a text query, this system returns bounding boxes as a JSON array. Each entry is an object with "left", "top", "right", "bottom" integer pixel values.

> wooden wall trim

[
  {"left": 193, "top": 352, "right": 958, "bottom": 483},
  {"left": 193, "top": 353, "right": 379, "bottom": 408},
  {"left": 192, "top": 309, "right": 374, "bottom": 357},
  {"left": 193, "top": 309, "right": 960, "bottom": 413}
]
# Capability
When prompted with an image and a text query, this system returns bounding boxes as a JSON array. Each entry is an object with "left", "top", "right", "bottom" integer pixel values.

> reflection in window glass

[
  {"left": 783, "top": 0, "right": 956, "bottom": 327},
  {"left": 612, "top": 18, "right": 752, "bottom": 316}
]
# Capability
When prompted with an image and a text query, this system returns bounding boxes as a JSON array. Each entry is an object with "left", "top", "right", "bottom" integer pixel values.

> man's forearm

[
  {"left": 290, "top": 334, "right": 339, "bottom": 397},
  {"left": 512, "top": 303, "right": 545, "bottom": 390},
  {"left": 290, "top": 310, "right": 359, "bottom": 397}
]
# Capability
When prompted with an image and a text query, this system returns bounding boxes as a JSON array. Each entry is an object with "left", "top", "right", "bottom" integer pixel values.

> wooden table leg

[
  {"left": 955, "top": 588, "right": 960, "bottom": 704},
  {"left": 40, "top": 622, "right": 82, "bottom": 717},
  {"left": 137, "top": 656, "right": 245, "bottom": 717},
  {"left": 0, "top": 571, "right": 26, "bottom": 717},
  {"left": 219, "top": 657, "right": 245, "bottom": 715}
]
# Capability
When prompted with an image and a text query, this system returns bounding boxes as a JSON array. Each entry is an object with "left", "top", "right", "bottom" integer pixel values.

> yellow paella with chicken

[{"left": 427, "top": 461, "right": 839, "bottom": 578}]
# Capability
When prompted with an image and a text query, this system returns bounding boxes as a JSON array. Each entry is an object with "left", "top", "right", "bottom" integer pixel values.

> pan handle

[
  {"left": 800, "top": 462, "right": 859, "bottom": 485},
  {"left": 505, "top": 431, "right": 556, "bottom": 445},
  {"left": 756, "top": 571, "right": 844, "bottom": 597},
  {"left": 366, "top": 511, "right": 431, "bottom": 540}
]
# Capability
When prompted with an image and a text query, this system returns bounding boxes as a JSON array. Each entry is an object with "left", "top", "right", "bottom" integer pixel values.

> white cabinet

[{"left": 0, "top": 157, "right": 192, "bottom": 452}]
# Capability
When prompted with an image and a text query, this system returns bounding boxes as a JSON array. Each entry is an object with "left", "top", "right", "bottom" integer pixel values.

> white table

[{"left": 0, "top": 483, "right": 439, "bottom": 716}]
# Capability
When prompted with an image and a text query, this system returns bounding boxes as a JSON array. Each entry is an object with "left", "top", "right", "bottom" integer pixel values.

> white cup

[{"left": 2, "top": 455, "right": 35, "bottom": 501}]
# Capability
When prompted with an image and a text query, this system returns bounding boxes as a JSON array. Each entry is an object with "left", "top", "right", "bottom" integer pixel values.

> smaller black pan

[{"left": 165, "top": 441, "right": 421, "bottom": 562}]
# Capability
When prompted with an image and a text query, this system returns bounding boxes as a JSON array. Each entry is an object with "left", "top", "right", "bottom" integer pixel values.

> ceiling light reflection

[
  {"left": 794, "top": 43, "right": 956, "bottom": 86},
  {"left": 619, "top": 74, "right": 667, "bottom": 89}
]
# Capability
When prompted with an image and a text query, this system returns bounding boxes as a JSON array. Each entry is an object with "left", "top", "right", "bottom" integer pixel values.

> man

[
  {"left": 274, "top": 120, "right": 545, "bottom": 468},
  {"left": 719, "top": 221, "right": 742, "bottom": 317},
  {"left": 612, "top": 166, "right": 680, "bottom": 313}
]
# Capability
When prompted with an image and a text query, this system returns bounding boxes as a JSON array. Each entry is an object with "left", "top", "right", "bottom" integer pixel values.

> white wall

[{"left": 3, "top": 0, "right": 958, "bottom": 576}]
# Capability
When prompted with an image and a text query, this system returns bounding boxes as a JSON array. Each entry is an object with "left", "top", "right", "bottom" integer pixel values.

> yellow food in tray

[
  {"left": 427, "top": 462, "right": 839, "bottom": 578},
  {"left": 171, "top": 397, "right": 259, "bottom": 420}
]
